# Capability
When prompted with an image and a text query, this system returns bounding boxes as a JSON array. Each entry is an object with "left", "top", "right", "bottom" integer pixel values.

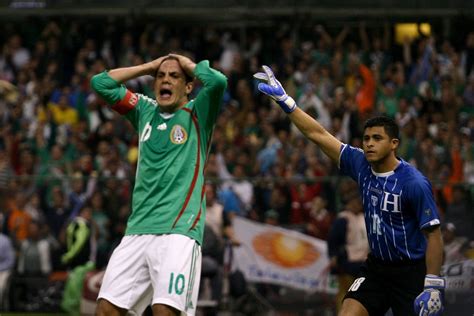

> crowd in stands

[{"left": 0, "top": 16, "right": 473, "bottom": 312}]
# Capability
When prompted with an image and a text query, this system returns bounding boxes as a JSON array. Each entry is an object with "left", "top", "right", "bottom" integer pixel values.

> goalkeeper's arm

[
  {"left": 414, "top": 226, "right": 445, "bottom": 315},
  {"left": 254, "top": 65, "right": 342, "bottom": 163},
  {"left": 423, "top": 226, "right": 443, "bottom": 277},
  {"left": 288, "top": 107, "right": 342, "bottom": 163}
]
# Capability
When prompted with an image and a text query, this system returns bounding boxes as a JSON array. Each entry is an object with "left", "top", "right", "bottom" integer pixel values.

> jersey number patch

[
  {"left": 371, "top": 214, "right": 382, "bottom": 236},
  {"left": 140, "top": 122, "right": 152, "bottom": 142},
  {"left": 168, "top": 272, "right": 186, "bottom": 295},
  {"left": 348, "top": 277, "right": 366, "bottom": 292}
]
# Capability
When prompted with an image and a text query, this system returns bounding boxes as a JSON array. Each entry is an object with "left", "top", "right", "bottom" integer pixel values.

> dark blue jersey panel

[{"left": 339, "top": 144, "right": 440, "bottom": 261}]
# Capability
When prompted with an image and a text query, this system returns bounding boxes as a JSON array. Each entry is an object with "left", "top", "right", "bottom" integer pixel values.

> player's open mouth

[{"left": 159, "top": 88, "right": 172, "bottom": 99}]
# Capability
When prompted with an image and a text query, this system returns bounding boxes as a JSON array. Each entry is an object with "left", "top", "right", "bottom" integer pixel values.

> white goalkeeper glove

[
  {"left": 414, "top": 274, "right": 445, "bottom": 316},
  {"left": 253, "top": 65, "right": 296, "bottom": 113}
]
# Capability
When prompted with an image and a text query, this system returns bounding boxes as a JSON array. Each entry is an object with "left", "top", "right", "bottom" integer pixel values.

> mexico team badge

[{"left": 170, "top": 125, "right": 188, "bottom": 144}]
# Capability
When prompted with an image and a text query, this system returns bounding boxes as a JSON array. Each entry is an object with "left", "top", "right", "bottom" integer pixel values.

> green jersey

[{"left": 90, "top": 61, "right": 227, "bottom": 244}]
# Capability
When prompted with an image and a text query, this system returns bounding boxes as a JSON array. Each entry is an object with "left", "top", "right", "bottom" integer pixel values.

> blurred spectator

[
  {"left": 201, "top": 183, "right": 239, "bottom": 312},
  {"left": 42, "top": 185, "right": 70, "bottom": 240},
  {"left": 263, "top": 209, "right": 279, "bottom": 226},
  {"left": 463, "top": 32, "right": 474, "bottom": 78},
  {"left": 217, "top": 187, "right": 243, "bottom": 219},
  {"left": 61, "top": 206, "right": 96, "bottom": 269},
  {"left": 89, "top": 191, "right": 110, "bottom": 268},
  {"left": 296, "top": 83, "right": 331, "bottom": 130},
  {"left": 17, "top": 220, "right": 51, "bottom": 276},
  {"left": 6, "top": 34, "right": 30, "bottom": 71},
  {"left": 355, "top": 61, "right": 376, "bottom": 116},
  {"left": 67, "top": 172, "right": 97, "bottom": 221},
  {"left": 14, "top": 220, "right": 52, "bottom": 311},
  {"left": 289, "top": 178, "right": 318, "bottom": 225},
  {"left": 305, "top": 196, "right": 334, "bottom": 240},
  {"left": 49, "top": 93, "right": 79, "bottom": 127},
  {"left": 216, "top": 152, "right": 254, "bottom": 214},
  {"left": 0, "top": 142, "right": 13, "bottom": 190},
  {"left": 201, "top": 224, "right": 224, "bottom": 313},
  {"left": 327, "top": 192, "right": 368, "bottom": 313},
  {"left": 0, "top": 232, "right": 14, "bottom": 310},
  {"left": 442, "top": 222, "right": 469, "bottom": 264},
  {"left": 205, "top": 183, "right": 226, "bottom": 239},
  {"left": 444, "top": 185, "right": 473, "bottom": 239},
  {"left": 463, "top": 75, "right": 474, "bottom": 108},
  {"left": 23, "top": 192, "right": 44, "bottom": 223},
  {"left": 6, "top": 191, "right": 32, "bottom": 246}
]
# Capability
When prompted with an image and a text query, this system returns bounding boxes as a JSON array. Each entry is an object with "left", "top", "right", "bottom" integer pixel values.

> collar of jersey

[
  {"left": 158, "top": 100, "right": 194, "bottom": 119},
  {"left": 371, "top": 159, "right": 402, "bottom": 177},
  {"left": 159, "top": 112, "right": 175, "bottom": 119}
]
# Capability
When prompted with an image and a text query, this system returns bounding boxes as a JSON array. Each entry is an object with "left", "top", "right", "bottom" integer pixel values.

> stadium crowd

[{"left": 0, "top": 16, "right": 473, "bottom": 312}]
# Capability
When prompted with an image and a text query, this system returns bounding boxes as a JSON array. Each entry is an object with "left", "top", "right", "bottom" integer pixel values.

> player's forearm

[
  {"left": 288, "top": 107, "right": 326, "bottom": 140},
  {"left": 424, "top": 227, "right": 443, "bottom": 275},
  {"left": 108, "top": 62, "right": 155, "bottom": 83},
  {"left": 288, "top": 107, "right": 342, "bottom": 162},
  {"left": 194, "top": 60, "right": 227, "bottom": 91}
]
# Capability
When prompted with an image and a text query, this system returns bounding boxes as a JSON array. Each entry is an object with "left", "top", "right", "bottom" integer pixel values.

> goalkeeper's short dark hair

[{"left": 364, "top": 116, "right": 400, "bottom": 140}]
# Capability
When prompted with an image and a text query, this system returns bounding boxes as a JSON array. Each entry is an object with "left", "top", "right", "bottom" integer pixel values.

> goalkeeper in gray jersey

[{"left": 90, "top": 53, "right": 227, "bottom": 316}]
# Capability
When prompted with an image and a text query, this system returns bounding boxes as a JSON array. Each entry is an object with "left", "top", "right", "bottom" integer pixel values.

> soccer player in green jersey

[{"left": 90, "top": 53, "right": 227, "bottom": 316}]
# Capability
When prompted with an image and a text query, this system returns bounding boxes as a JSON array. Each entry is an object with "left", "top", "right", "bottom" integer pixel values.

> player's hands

[
  {"left": 414, "top": 274, "right": 445, "bottom": 316},
  {"left": 168, "top": 53, "right": 196, "bottom": 77},
  {"left": 253, "top": 65, "right": 296, "bottom": 113},
  {"left": 147, "top": 55, "right": 169, "bottom": 76}
]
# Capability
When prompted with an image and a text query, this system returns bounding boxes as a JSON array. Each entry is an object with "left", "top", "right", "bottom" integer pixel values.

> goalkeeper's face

[
  {"left": 363, "top": 126, "right": 398, "bottom": 164},
  {"left": 154, "top": 59, "right": 193, "bottom": 112}
]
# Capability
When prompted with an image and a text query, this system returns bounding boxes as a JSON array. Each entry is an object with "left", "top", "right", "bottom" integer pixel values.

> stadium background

[{"left": 0, "top": 0, "right": 473, "bottom": 315}]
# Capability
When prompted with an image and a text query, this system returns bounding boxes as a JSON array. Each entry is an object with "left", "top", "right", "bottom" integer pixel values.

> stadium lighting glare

[{"left": 395, "top": 23, "right": 432, "bottom": 44}]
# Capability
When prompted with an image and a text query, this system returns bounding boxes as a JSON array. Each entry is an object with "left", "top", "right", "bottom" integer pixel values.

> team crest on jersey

[
  {"left": 371, "top": 195, "right": 378, "bottom": 207},
  {"left": 170, "top": 125, "right": 188, "bottom": 144}
]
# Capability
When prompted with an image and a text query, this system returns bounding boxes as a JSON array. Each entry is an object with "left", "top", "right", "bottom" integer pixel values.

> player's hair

[
  {"left": 156, "top": 56, "right": 194, "bottom": 83},
  {"left": 364, "top": 116, "right": 400, "bottom": 140}
]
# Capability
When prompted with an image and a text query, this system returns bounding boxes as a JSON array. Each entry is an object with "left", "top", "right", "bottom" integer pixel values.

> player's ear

[
  {"left": 185, "top": 81, "right": 193, "bottom": 95},
  {"left": 391, "top": 138, "right": 400, "bottom": 149}
]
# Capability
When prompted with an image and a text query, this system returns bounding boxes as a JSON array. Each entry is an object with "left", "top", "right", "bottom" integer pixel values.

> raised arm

[
  {"left": 90, "top": 55, "right": 168, "bottom": 107},
  {"left": 107, "top": 55, "right": 168, "bottom": 83},
  {"left": 168, "top": 53, "right": 196, "bottom": 78},
  {"left": 254, "top": 65, "right": 342, "bottom": 163},
  {"left": 288, "top": 108, "right": 342, "bottom": 162},
  {"left": 170, "top": 53, "right": 227, "bottom": 93},
  {"left": 172, "top": 54, "right": 227, "bottom": 130}
]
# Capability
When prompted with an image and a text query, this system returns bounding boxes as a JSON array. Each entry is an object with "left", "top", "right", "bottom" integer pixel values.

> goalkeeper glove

[
  {"left": 253, "top": 65, "right": 296, "bottom": 113},
  {"left": 414, "top": 274, "right": 445, "bottom": 316}
]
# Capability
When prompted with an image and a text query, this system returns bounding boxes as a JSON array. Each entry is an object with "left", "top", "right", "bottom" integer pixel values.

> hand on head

[
  {"left": 168, "top": 53, "right": 196, "bottom": 77},
  {"left": 148, "top": 53, "right": 196, "bottom": 79}
]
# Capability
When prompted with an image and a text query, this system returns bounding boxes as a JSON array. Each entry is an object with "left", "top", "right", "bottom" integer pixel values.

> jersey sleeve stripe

[
  {"left": 111, "top": 90, "right": 138, "bottom": 114},
  {"left": 338, "top": 143, "right": 347, "bottom": 169},
  {"left": 172, "top": 108, "right": 201, "bottom": 229}
]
